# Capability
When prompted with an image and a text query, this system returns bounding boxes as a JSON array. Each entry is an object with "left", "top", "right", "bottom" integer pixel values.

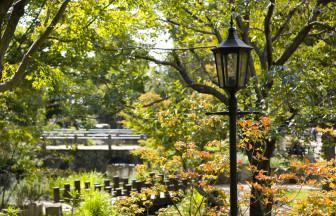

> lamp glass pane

[
  {"left": 215, "top": 52, "right": 224, "bottom": 87},
  {"left": 225, "top": 53, "right": 237, "bottom": 87},
  {"left": 238, "top": 50, "right": 248, "bottom": 88}
]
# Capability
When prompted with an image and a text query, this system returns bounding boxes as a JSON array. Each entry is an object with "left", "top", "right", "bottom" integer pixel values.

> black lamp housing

[{"left": 212, "top": 21, "right": 253, "bottom": 93}]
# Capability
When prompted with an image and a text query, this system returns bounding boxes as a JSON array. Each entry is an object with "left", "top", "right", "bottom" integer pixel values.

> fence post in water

[
  {"left": 53, "top": 187, "right": 60, "bottom": 203},
  {"left": 74, "top": 180, "right": 80, "bottom": 193},
  {"left": 64, "top": 183, "right": 71, "bottom": 201}
]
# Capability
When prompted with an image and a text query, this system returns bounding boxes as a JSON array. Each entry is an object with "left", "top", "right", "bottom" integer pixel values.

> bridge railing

[
  {"left": 41, "top": 129, "right": 146, "bottom": 146},
  {"left": 43, "top": 129, "right": 139, "bottom": 137}
]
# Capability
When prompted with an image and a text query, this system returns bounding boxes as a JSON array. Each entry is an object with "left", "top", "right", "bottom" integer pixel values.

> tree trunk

[
  {"left": 247, "top": 138, "right": 276, "bottom": 216},
  {"left": 249, "top": 159, "right": 273, "bottom": 216}
]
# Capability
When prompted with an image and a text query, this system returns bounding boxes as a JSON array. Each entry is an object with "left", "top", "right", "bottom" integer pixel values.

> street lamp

[{"left": 212, "top": 18, "right": 253, "bottom": 216}]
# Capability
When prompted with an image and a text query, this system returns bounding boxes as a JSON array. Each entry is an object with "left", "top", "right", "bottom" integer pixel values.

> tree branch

[
  {"left": 47, "top": 36, "right": 77, "bottom": 43},
  {"left": 190, "top": 49, "right": 218, "bottom": 85},
  {"left": 182, "top": 7, "right": 212, "bottom": 27},
  {"left": 0, "top": 0, "right": 71, "bottom": 92},
  {"left": 236, "top": 15, "right": 264, "bottom": 67},
  {"left": 272, "top": 0, "right": 307, "bottom": 42},
  {"left": 308, "top": 29, "right": 329, "bottom": 37},
  {"left": 11, "top": 0, "right": 48, "bottom": 59},
  {"left": 135, "top": 55, "right": 180, "bottom": 71},
  {"left": 0, "top": 0, "right": 14, "bottom": 33},
  {"left": 204, "top": 15, "right": 222, "bottom": 42},
  {"left": 0, "top": 0, "right": 27, "bottom": 63},
  {"left": 234, "top": 11, "right": 263, "bottom": 105},
  {"left": 143, "top": 97, "right": 169, "bottom": 107},
  {"left": 136, "top": 54, "right": 228, "bottom": 104},
  {"left": 274, "top": 1, "right": 322, "bottom": 65},
  {"left": 264, "top": 0, "right": 275, "bottom": 69},
  {"left": 309, "top": 21, "right": 336, "bottom": 31},
  {"left": 161, "top": 18, "right": 215, "bottom": 36}
]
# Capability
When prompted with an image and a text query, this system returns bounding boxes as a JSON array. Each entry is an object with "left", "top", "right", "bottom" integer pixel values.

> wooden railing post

[
  {"left": 105, "top": 186, "right": 112, "bottom": 193},
  {"left": 104, "top": 179, "right": 110, "bottom": 187},
  {"left": 53, "top": 187, "right": 60, "bottom": 203},
  {"left": 125, "top": 184, "right": 132, "bottom": 196},
  {"left": 121, "top": 178, "right": 128, "bottom": 187},
  {"left": 158, "top": 174, "right": 164, "bottom": 184},
  {"left": 113, "top": 176, "right": 120, "bottom": 190},
  {"left": 74, "top": 179, "right": 80, "bottom": 193},
  {"left": 94, "top": 184, "right": 102, "bottom": 191},
  {"left": 108, "top": 135, "right": 112, "bottom": 151},
  {"left": 64, "top": 183, "right": 71, "bottom": 201},
  {"left": 135, "top": 180, "right": 142, "bottom": 193},
  {"left": 84, "top": 181, "right": 90, "bottom": 190}
]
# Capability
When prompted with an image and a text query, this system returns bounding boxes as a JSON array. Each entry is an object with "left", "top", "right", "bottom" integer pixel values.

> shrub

[{"left": 73, "top": 190, "right": 115, "bottom": 216}]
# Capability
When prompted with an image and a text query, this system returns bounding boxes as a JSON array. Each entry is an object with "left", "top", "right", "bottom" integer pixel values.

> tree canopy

[{"left": 0, "top": 0, "right": 335, "bottom": 214}]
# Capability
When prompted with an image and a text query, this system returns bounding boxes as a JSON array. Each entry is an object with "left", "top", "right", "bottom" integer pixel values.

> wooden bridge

[
  {"left": 41, "top": 129, "right": 145, "bottom": 170},
  {"left": 42, "top": 128, "right": 145, "bottom": 147}
]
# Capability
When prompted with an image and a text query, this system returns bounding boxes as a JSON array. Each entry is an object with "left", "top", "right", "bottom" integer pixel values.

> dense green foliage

[{"left": 0, "top": 0, "right": 335, "bottom": 215}]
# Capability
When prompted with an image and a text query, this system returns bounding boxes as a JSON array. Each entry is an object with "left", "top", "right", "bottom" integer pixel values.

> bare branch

[
  {"left": 0, "top": 0, "right": 71, "bottom": 92},
  {"left": 264, "top": 0, "right": 275, "bottom": 69}
]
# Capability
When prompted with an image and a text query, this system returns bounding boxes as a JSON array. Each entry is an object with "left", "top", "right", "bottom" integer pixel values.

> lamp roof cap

[{"left": 214, "top": 27, "right": 252, "bottom": 50}]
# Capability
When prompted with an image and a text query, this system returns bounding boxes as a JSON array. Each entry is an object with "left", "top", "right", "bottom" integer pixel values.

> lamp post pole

[
  {"left": 229, "top": 91, "right": 238, "bottom": 216},
  {"left": 211, "top": 16, "right": 253, "bottom": 216}
]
